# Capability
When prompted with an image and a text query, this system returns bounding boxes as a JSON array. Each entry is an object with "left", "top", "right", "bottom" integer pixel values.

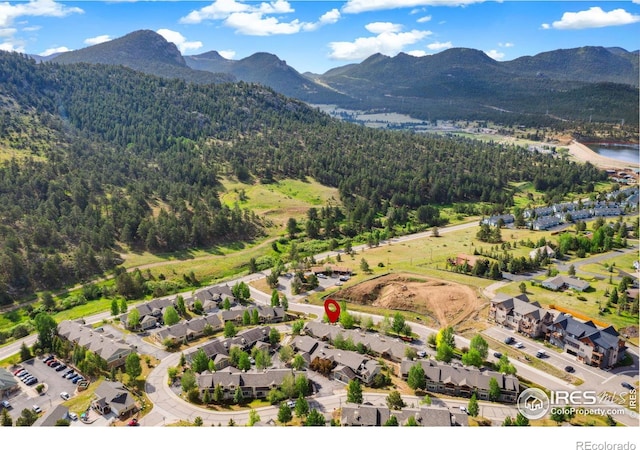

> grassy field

[{"left": 219, "top": 177, "right": 340, "bottom": 227}]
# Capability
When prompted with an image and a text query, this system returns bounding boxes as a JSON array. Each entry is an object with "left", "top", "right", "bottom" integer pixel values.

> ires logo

[{"left": 517, "top": 388, "right": 550, "bottom": 420}]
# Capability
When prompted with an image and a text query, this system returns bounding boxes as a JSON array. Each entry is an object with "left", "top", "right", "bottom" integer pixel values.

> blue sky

[{"left": 1, "top": 1, "right": 639, "bottom": 74}]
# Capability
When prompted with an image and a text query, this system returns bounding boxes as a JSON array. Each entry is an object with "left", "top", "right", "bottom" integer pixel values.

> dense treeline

[{"left": 0, "top": 51, "right": 607, "bottom": 303}]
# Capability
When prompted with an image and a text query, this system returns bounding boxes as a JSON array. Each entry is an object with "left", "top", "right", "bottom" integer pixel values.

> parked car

[
  {"left": 64, "top": 371, "right": 76, "bottom": 379},
  {"left": 317, "top": 273, "right": 327, "bottom": 279},
  {"left": 18, "top": 371, "right": 31, "bottom": 379},
  {"left": 69, "top": 374, "right": 81, "bottom": 383},
  {"left": 564, "top": 366, "right": 574, "bottom": 373},
  {"left": 60, "top": 392, "right": 70, "bottom": 400},
  {"left": 335, "top": 281, "right": 343, "bottom": 286},
  {"left": 459, "top": 406, "right": 468, "bottom": 414},
  {"left": 43, "top": 355, "right": 54, "bottom": 363},
  {"left": 32, "top": 405, "right": 42, "bottom": 414},
  {"left": 72, "top": 376, "right": 85, "bottom": 385},
  {"left": 55, "top": 364, "right": 67, "bottom": 372},
  {"left": 13, "top": 368, "right": 25, "bottom": 376},
  {"left": 417, "top": 350, "right": 427, "bottom": 358},
  {"left": 493, "top": 352, "right": 503, "bottom": 359},
  {"left": 339, "top": 275, "right": 350, "bottom": 281},
  {"left": 1, "top": 400, "right": 10, "bottom": 409},
  {"left": 621, "top": 382, "right": 635, "bottom": 391},
  {"left": 26, "top": 377, "right": 38, "bottom": 386},
  {"left": 128, "top": 418, "right": 139, "bottom": 426},
  {"left": 68, "top": 412, "right": 78, "bottom": 421},
  {"left": 286, "top": 400, "right": 296, "bottom": 408},
  {"left": 50, "top": 361, "right": 60, "bottom": 368}
]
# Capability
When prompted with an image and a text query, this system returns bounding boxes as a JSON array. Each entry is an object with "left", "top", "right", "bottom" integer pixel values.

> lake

[{"left": 586, "top": 143, "right": 639, "bottom": 165}]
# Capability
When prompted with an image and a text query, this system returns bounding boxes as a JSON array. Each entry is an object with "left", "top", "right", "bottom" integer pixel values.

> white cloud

[
  {"left": 318, "top": 8, "right": 341, "bottom": 25},
  {"left": 542, "top": 7, "right": 640, "bottom": 30},
  {"left": 343, "top": 0, "right": 484, "bottom": 14},
  {"left": 0, "top": 28, "right": 17, "bottom": 37},
  {"left": 427, "top": 40, "right": 452, "bottom": 51},
  {"left": 417, "top": 15, "right": 432, "bottom": 23},
  {"left": 157, "top": 29, "right": 203, "bottom": 53},
  {"left": 0, "top": 0, "right": 83, "bottom": 27},
  {"left": 498, "top": 42, "right": 513, "bottom": 48},
  {"left": 0, "top": 41, "right": 24, "bottom": 52},
  {"left": 84, "top": 35, "right": 111, "bottom": 46},
  {"left": 366, "top": 22, "right": 403, "bottom": 34},
  {"left": 22, "top": 25, "right": 41, "bottom": 32},
  {"left": 329, "top": 23, "right": 431, "bottom": 61},
  {"left": 180, "top": 0, "right": 250, "bottom": 24},
  {"left": 180, "top": 0, "right": 339, "bottom": 36},
  {"left": 406, "top": 50, "right": 427, "bottom": 57},
  {"left": 40, "top": 46, "right": 70, "bottom": 56},
  {"left": 218, "top": 50, "right": 236, "bottom": 59},
  {"left": 224, "top": 12, "right": 302, "bottom": 35},
  {"left": 485, "top": 49, "right": 505, "bottom": 60}
]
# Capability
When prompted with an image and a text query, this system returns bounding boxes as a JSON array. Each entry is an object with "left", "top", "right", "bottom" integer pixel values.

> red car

[{"left": 128, "top": 418, "right": 139, "bottom": 426}]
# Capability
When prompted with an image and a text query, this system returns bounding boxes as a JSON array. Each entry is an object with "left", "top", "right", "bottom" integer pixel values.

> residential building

[
  {"left": 196, "top": 367, "right": 295, "bottom": 400},
  {"left": 528, "top": 245, "right": 556, "bottom": 260},
  {"left": 304, "top": 321, "right": 409, "bottom": 362},
  {"left": 92, "top": 381, "right": 138, "bottom": 417},
  {"left": 400, "top": 359, "right": 520, "bottom": 403},
  {"left": 481, "top": 214, "right": 514, "bottom": 227},
  {"left": 488, "top": 293, "right": 554, "bottom": 338},
  {"left": 531, "top": 215, "right": 561, "bottom": 231},
  {"left": 341, "top": 404, "right": 464, "bottom": 427},
  {"left": 292, "top": 330, "right": 382, "bottom": 386},
  {"left": 58, "top": 320, "right": 134, "bottom": 369},
  {"left": 0, "top": 368, "right": 18, "bottom": 397},
  {"left": 542, "top": 275, "right": 590, "bottom": 292},
  {"left": 35, "top": 404, "right": 72, "bottom": 426},
  {"left": 547, "top": 313, "right": 626, "bottom": 368}
]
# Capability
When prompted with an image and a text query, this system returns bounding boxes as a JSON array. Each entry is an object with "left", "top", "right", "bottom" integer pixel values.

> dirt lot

[{"left": 331, "top": 273, "right": 483, "bottom": 328}]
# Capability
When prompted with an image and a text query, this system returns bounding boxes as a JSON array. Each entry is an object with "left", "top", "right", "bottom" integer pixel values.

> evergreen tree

[
  {"left": 347, "top": 379, "right": 363, "bottom": 404},
  {"left": 468, "top": 393, "right": 479, "bottom": 417}
]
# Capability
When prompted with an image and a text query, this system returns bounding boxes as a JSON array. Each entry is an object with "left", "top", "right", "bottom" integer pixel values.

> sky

[{"left": 0, "top": 0, "right": 639, "bottom": 74}]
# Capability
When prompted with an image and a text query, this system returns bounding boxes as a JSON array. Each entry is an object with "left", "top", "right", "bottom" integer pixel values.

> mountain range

[{"left": 41, "top": 29, "right": 640, "bottom": 126}]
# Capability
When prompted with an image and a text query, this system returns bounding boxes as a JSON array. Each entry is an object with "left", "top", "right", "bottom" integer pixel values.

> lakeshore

[{"left": 567, "top": 140, "right": 639, "bottom": 170}]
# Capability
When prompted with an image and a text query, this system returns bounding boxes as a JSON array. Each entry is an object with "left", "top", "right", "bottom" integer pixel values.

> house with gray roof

[
  {"left": 0, "top": 367, "right": 18, "bottom": 397},
  {"left": 58, "top": 320, "right": 134, "bottom": 369},
  {"left": 196, "top": 367, "right": 295, "bottom": 401},
  {"left": 481, "top": 214, "right": 514, "bottom": 227},
  {"left": 542, "top": 275, "right": 590, "bottom": 292},
  {"left": 531, "top": 215, "right": 561, "bottom": 230},
  {"left": 400, "top": 359, "right": 520, "bottom": 403},
  {"left": 292, "top": 333, "right": 382, "bottom": 386},
  {"left": 528, "top": 245, "right": 556, "bottom": 261},
  {"left": 304, "top": 321, "right": 410, "bottom": 362},
  {"left": 341, "top": 404, "right": 463, "bottom": 427},
  {"left": 35, "top": 404, "right": 72, "bottom": 426},
  {"left": 547, "top": 313, "right": 626, "bottom": 368},
  {"left": 92, "top": 381, "right": 137, "bottom": 418},
  {"left": 489, "top": 293, "right": 553, "bottom": 338}
]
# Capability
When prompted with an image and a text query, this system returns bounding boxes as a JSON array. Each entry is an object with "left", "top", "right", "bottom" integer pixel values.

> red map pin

[{"left": 324, "top": 298, "right": 341, "bottom": 323}]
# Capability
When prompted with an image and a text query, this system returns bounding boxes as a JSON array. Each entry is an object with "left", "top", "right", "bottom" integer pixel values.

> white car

[
  {"left": 33, "top": 405, "right": 42, "bottom": 414},
  {"left": 60, "top": 392, "right": 70, "bottom": 401},
  {"left": 1, "top": 400, "right": 10, "bottom": 409},
  {"left": 68, "top": 412, "right": 78, "bottom": 421},
  {"left": 515, "top": 342, "right": 524, "bottom": 349}
]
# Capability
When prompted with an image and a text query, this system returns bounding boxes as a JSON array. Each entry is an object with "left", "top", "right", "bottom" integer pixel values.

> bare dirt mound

[{"left": 333, "top": 273, "right": 481, "bottom": 327}]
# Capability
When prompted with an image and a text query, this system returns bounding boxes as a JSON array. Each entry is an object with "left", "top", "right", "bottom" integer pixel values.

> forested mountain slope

[{"left": 0, "top": 51, "right": 606, "bottom": 303}]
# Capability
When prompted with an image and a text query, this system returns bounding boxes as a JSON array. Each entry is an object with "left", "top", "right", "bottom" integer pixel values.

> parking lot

[{"left": 2, "top": 355, "right": 86, "bottom": 422}]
